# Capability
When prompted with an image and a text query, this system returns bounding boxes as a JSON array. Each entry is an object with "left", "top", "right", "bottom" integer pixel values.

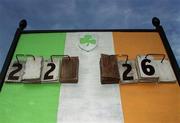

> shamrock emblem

[
  {"left": 78, "top": 34, "right": 97, "bottom": 52},
  {"left": 80, "top": 35, "right": 96, "bottom": 46}
]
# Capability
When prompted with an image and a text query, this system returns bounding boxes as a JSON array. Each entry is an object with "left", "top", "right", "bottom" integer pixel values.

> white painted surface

[
  {"left": 22, "top": 56, "right": 42, "bottom": 82},
  {"left": 155, "top": 60, "right": 176, "bottom": 82},
  {"left": 57, "top": 32, "right": 124, "bottom": 123}
]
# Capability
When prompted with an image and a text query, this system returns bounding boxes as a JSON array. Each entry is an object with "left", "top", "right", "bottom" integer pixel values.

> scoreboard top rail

[{"left": 0, "top": 17, "right": 179, "bottom": 91}]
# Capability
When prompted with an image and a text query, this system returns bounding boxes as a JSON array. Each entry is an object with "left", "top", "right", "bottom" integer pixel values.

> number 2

[
  {"left": 44, "top": 63, "right": 56, "bottom": 80},
  {"left": 8, "top": 63, "right": 22, "bottom": 80},
  {"left": 122, "top": 64, "right": 133, "bottom": 80}
]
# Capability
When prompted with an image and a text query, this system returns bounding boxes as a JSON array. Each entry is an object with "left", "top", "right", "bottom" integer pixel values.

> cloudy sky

[{"left": 0, "top": 0, "right": 180, "bottom": 71}]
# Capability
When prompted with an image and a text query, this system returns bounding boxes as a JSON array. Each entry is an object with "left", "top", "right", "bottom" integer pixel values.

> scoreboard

[{"left": 0, "top": 17, "right": 180, "bottom": 123}]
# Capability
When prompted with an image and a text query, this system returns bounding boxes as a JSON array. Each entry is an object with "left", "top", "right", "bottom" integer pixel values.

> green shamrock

[{"left": 80, "top": 35, "right": 96, "bottom": 46}]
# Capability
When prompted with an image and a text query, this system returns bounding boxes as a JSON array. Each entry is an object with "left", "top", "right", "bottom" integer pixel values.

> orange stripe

[{"left": 113, "top": 32, "right": 180, "bottom": 123}]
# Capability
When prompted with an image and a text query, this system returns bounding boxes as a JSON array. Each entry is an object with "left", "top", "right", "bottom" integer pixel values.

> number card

[
  {"left": 155, "top": 60, "right": 176, "bottom": 82},
  {"left": 118, "top": 60, "right": 138, "bottom": 84},
  {"left": 22, "top": 56, "right": 43, "bottom": 83},
  {"left": 60, "top": 56, "right": 79, "bottom": 83},
  {"left": 41, "top": 58, "right": 60, "bottom": 83},
  {"left": 136, "top": 55, "right": 159, "bottom": 82},
  {"left": 100, "top": 54, "right": 120, "bottom": 84},
  {"left": 5, "top": 61, "right": 24, "bottom": 82}
]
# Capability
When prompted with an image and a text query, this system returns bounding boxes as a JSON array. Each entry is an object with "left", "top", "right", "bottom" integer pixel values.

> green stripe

[{"left": 0, "top": 33, "right": 66, "bottom": 123}]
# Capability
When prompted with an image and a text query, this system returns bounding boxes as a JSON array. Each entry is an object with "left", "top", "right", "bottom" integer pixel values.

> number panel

[
  {"left": 22, "top": 57, "right": 43, "bottom": 83},
  {"left": 41, "top": 58, "right": 60, "bottom": 83},
  {"left": 5, "top": 55, "right": 177, "bottom": 84},
  {"left": 136, "top": 55, "right": 159, "bottom": 82},
  {"left": 118, "top": 60, "right": 138, "bottom": 84},
  {"left": 155, "top": 60, "right": 176, "bottom": 82},
  {"left": 5, "top": 61, "right": 24, "bottom": 82}
]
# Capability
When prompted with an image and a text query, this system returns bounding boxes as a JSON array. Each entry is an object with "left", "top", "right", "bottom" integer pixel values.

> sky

[{"left": 0, "top": 0, "right": 180, "bottom": 71}]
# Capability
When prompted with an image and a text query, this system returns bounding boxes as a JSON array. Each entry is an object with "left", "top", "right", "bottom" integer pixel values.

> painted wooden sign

[{"left": 0, "top": 18, "right": 180, "bottom": 123}]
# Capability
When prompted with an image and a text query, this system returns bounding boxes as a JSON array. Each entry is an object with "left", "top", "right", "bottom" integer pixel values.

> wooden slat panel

[
  {"left": 100, "top": 54, "right": 120, "bottom": 84},
  {"left": 60, "top": 56, "right": 79, "bottom": 83}
]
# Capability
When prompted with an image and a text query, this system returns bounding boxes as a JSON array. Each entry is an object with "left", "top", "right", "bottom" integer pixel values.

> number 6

[{"left": 141, "top": 58, "right": 155, "bottom": 76}]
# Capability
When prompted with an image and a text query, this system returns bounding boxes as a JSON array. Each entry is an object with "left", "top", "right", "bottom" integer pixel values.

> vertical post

[
  {"left": 0, "top": 19, "right": 27, "bottom": 91},
  {"left": 152, "top": 17, "right": 180, "bottom": 86}
]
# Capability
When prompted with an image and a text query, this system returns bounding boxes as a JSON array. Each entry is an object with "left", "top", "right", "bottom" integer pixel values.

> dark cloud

[{"left": 0, "top": 0, "right": 180, "bottom": 69}]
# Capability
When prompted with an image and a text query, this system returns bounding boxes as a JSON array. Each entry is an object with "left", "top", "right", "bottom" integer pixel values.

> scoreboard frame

[{"left": 0, "top": 17, "right": 179, "bottom": 91}]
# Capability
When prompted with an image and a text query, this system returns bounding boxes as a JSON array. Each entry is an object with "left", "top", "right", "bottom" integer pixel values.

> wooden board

[
  {"left": 100, "top": 54, "right": 120, "bottom": 84},
  {"left": 60, "top": 56, "right": 79, "bottom": 83}
]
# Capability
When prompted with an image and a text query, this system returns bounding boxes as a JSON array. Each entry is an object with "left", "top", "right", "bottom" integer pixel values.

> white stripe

[{"left": 57, "top": 32, "right": 124, "bottom": 123}]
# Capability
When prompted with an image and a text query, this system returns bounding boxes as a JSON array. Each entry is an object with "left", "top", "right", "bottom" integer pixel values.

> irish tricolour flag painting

[{"left": 0, "top": 31, "right": 180, "bottom": 123}]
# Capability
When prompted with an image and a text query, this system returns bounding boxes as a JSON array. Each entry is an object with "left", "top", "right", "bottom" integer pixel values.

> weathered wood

[
  {"left": 60, "top": 56, "right": 79, "bottom": 83},
  {"left": 100, "top": 54, "right": 120, "bottom": 84},
  {"left": 22, "top": 56, "right": 43, "bottom": 83}
]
